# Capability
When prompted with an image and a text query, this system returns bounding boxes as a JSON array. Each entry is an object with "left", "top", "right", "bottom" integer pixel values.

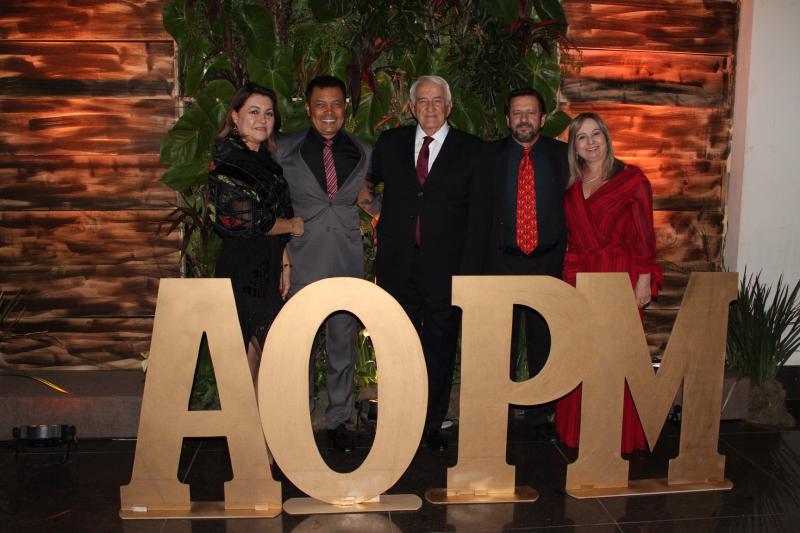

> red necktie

[
  {"left": 323, "top": 139, "right": 338, "bottom": 199},
  {"left": 516, "top": 146, "right": 538, "bottom": 254},
  {"left": 415, "top": 136, "right": 434, "bottom": 245}
]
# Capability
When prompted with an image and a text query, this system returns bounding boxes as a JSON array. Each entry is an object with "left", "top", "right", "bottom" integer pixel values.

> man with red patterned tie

[
  {"left": 360, "top": 75, "right": 486, "bottom": 451},
  {"left": 482, "top": 88, "right": 569, "bottom": 442},
  {"left": 277, "top": 76, "right": 372, "bottom": 454}
]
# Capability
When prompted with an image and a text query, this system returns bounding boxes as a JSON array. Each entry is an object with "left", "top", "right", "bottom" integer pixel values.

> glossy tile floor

[{"left": 2, "top": 401, "right": 799, "bottom": 532}]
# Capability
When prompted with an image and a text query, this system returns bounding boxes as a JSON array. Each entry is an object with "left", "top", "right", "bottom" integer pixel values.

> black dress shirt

[{"left": 300, "top": 128, "right": 361, "bottom": 192}]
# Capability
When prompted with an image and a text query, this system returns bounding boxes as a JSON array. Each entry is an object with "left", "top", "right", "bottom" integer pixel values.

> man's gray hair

[{"left": 409, "top": 75, "right": 452, "bottom": 105}]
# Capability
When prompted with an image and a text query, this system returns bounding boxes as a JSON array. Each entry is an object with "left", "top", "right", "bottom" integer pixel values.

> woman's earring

[{"left": 231, "top": 123, "right": 240, "bottom": 136}]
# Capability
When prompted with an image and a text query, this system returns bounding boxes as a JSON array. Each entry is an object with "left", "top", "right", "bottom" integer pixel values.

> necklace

[{"left": 582, "top": 174, "right": 605, "bottom": 184}]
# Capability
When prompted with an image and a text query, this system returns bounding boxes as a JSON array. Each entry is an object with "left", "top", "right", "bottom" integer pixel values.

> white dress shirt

[{"left": 414, "top": 122, "right": 450, "bottom": 173}]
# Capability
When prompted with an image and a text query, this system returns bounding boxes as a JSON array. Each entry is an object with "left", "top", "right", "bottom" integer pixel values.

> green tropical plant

[{"left": 727, "top": 270, "right": 800, "bottom": 386}]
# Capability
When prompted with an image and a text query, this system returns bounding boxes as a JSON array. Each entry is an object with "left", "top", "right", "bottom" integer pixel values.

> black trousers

[
  {"left": 489, "top": 242, "right": 566, "bottom": 426},
  {"left": 389, "top": 249, "right": 460, "bottom": 435}
]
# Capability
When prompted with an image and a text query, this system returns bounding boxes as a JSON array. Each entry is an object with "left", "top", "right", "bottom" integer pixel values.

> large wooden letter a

[{"left": 120, "top": 279, "right": 281, "bottom": 519}]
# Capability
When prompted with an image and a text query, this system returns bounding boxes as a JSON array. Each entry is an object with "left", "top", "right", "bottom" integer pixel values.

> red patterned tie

[
  {"left": 516, "top": 146, "right": 538, "bottom": 254},
  {"left": 415, "top": 136, "right": 434, "bottom": 245},
  {"left": 323, "top": 138, "right": 338, "bottom": 199}
]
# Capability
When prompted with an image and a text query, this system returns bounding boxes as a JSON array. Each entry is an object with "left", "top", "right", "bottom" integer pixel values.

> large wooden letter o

[{"left": 258, "top": 278, "right": 427, "bottom": 505}]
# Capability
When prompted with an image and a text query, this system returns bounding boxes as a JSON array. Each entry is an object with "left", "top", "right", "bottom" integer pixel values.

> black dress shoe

[
  {"left": 327, "top": 424, "right": 355, "bottom": 454},
  {"left": 425, "top": 430, "right": 449, "bottom": 451},
  {"left": 535, "top": 422, "right": 559, "bottom": 444}
]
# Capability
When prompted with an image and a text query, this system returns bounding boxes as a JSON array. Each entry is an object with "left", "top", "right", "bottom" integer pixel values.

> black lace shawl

[{"left": 209, "top": 137, "right": 292, "bottom": 299}]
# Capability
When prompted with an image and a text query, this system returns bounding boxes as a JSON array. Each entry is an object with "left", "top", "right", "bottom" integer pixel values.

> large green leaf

[
  {"left": 523, "top": 49, "right": 561, "bottom": 113},
  {"left": 161, "top": 160, "right": 210, "bottom": 192},
  {"left": 542, "top": 110, "right": 571, "bottom": 138},
  {"left": 202, "top": 54, "right": 233, "bottom": 87},
  {"left": 195, "top": 79, "right": 236, "bottom": 132},
  {"left": 327, "top": 48, "right": 352, "bottom": 85},
  {"left": 185, "top": 62, "right": 204, "bottom": 97},
  {"left": 351, "top": 74, "right": 392, "bottom": 143},
  {"left": 481, "top": 0, "right": 520, "bottom": 25},
  {"left": 160, "top": 105, "right": 214, "bottom": 165},
  {"left": 427, "top": 47, "right": 452, "bottom": 80},
  {"left": 398, "top": 42, "right": 431, "bottom": 80},
  {"left": 234, "top": 4, "right": 275, "bottom": 61},
  {"left": 247, "top": 47, "right": 294, "bottom": 96},
  {"left": 532, "top": 0, "right": 568, "bottom": 27},
  {"left": 448, "top": 89, "right": 485, "bottom": 138},
  {"left": 163, "top": 0, "right": 212, "bottom": 61},
  {"left": 162, "top": 0, "right": 191, "bottom": 47},
  {"left": 278, "top": 94, "right": 309, "bottom": 134},
  {"left": 308, "top": 0, "right": 353, "bottom": 23}
]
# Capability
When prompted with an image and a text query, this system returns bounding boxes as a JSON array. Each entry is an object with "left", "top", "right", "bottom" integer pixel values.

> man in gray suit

[{"left": 276, "top": 76, "right": 371, "bottom": 453}]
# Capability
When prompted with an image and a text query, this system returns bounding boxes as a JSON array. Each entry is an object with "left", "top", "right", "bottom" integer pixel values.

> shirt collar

[
  {"left": 307, "top": 127, "right": 343, "bottom": 146},
  {"left": 415, "top": 122, "right": 450, "bottom": 145}
]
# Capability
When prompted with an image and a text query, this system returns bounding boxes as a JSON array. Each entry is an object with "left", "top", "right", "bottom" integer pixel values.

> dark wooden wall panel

[
  {"left": 0, "top": 156, "right": 174, "bottom": 210},
  {"left": 0, "top": 2, "right": 178, "bottom": 369},
  {"left": 562, "top": 50, "right": 733, "bottom": 108},
  {"left": 0, "top": 42, "right": 174, "bottom": 97},
  {"left": 0, "top": 318, "right": 155, "bottom": 369},
  {"left": 1, "top": 264, "right": 176, "bottom": 319},
  {"left": 0, "top": 98, "right": 176, "bottom": 155},
  {"left": 0, "top": 1, "right": 170, "bottom": 41},
  {"left": 564, "top": 0, "right": 738, "bottom": 53},
  {"left": 0, "top": 211, "right": 179, "bottom": 266},
  {"left": 562, "top": 0, "right": 737, "bottom": 357}
]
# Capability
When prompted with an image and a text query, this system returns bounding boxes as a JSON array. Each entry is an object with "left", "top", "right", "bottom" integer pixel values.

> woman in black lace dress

[{"left": 209, "top": 83, "right": 304, "bottom": 381}]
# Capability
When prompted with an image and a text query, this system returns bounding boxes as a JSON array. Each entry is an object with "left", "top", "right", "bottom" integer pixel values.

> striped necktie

[{"left": 323, "top": 138, "right": 338, "bottom": 199}]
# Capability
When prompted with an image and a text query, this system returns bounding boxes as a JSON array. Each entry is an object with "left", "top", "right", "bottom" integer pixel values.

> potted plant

[{"left": 727, "top": 270, "right": 800, "bottom": 427}]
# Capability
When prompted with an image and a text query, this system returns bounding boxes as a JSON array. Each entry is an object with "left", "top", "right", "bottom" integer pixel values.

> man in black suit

[
  {"left": 359, "top": 75, "right": 485, "bottom": 450},
  {"left": 483, "top": 87, "right": 569, "bottom": 442}
]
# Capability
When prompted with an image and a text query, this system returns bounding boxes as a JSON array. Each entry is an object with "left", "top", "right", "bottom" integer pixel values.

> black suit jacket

[
  {"left": 482, "top": 136, "right": 569, "bottom": 274},
  {"left": 370, "top": 125, "right": 486, "bottom": 301}
]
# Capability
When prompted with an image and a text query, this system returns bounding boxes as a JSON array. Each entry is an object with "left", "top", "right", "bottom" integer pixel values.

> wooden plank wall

[
  {"left": 0, "top": 1, "right": 179, "bottom": 369},
  {"left": 561, "top": 0, "right": 738, "bottom": 356}
]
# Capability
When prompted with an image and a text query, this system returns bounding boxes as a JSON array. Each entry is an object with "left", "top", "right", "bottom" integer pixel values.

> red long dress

[{"left": 555, "top": 164, "right": 663, "bottom": 454}]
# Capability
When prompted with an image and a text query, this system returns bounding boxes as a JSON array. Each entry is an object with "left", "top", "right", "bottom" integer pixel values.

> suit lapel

[
  {"left": 425, "top": 126, "right": 460, "bottom": 187},
  {"left": 398, "top": 127, "right": 419, "bottom": 189},
  {"left": 338, "top": 131, "right": 366, "bottom": 188},
  {"left": 489, "top": 139, "right": 506, "bottom": 215},
  {"left": 290, "top": 129, "right": 329, "bottom": 201}
]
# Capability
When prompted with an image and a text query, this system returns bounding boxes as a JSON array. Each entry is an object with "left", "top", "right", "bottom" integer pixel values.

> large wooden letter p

[{"left": 437, "top": 276, "right": 595, "bottom": 502}]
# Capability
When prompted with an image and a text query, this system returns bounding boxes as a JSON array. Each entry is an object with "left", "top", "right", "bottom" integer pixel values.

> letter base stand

[
  {"left": 119, "top": 501, "right": 281, "bottom": 519},
  {"left": 425, "top": 486, "right": 538, "bottom": 505},
  {"left": 283, "top": 494, "right": 422, "bottom": 515},
  {"left": 567, "top": 478, "right": 733, "bottom": 499}
]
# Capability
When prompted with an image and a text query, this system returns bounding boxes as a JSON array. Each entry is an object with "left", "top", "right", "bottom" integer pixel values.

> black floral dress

[{"left": 209, "top": 137, "right": 293, "bottom": 347}]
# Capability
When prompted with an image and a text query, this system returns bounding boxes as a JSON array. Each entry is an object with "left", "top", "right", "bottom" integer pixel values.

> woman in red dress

[{"left": 554, "top": 112, "right": 663, "bottom": 454}]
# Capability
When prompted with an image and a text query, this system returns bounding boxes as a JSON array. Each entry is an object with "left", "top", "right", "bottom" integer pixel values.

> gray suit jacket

[{"left": 276, "top": 129, "right": 372, "bottom": 296}]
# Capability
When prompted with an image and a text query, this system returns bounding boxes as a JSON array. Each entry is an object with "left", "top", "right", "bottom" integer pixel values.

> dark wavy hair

[
  {"left": 216, "top": 82, "right": 281, "bottom": 153},
  {"left": 504, "top": 87, "right": 547, "bottom": 116},
  {"left": 305, "top": 75, "right": 347, "bottom": 103}
]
